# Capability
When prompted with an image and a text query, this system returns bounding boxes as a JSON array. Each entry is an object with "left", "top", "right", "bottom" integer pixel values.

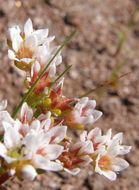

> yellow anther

[
  {"left": 52, "top": 109, "right": 61, "bottom": 116},
  {"left": 43, "top": 98, "right": 52, "bottom": 107},
  {"left": 73, "top": 124, "right": 84, "bottom": 130}
]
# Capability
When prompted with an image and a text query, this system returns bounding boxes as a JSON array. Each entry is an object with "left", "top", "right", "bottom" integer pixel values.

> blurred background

[{"left": 0, "top": 0, "right": 139, "bottom": 189}]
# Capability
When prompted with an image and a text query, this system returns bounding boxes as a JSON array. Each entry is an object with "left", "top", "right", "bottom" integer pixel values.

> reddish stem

[{"left": 0, "top": 172, "right": 11, "bottom": 186}]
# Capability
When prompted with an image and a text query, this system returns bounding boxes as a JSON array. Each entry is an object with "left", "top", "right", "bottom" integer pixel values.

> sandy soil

[{"left": 0, "top": 0, "right": 139, "bottom": 189}]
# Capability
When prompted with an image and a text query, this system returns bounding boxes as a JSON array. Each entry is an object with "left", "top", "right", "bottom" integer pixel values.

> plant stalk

[{"left": 12, "top": 31, "right": 76, "bottom": 119}]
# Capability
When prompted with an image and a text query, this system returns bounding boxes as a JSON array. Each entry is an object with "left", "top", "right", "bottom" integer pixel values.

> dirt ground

[{"left": 0, "top": 0, "right": 139, "bottom": 189}]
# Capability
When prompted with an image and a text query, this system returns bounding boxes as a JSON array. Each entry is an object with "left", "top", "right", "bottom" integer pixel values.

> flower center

[
  {"left": 98, "top": 155, "right": 112, "bottom": 171},
  {"left": 81, "top": 106, "right": 89, "bottom": 116},
  {"left": 59, "top": 149, "right": 83, "bottom": 170},
  {"left": 16, "top": 46, "right": 33, "bottom": 60},
  {"left": 7, "top": 146, "right": 25, "bottom": 159}
]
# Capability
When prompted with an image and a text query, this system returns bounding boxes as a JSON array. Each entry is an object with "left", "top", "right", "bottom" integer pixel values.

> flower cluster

[{"left": 0, "top": 19, "right": 131, "bottom": 183}]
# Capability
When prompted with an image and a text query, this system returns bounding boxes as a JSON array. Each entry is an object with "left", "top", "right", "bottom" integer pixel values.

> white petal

[
  {"left": 79, "top": 97, "right": 88, "bottom": 105},
  {"left": 44, "top": 161, "right": 63, "bottom": 171},
  {"left": 33, "top": 29, "right": 48, "bottom": 45},
  {"left": 14, "top": 119, "right": 22, "bottom": 131},
  {"left": 7, "top": 26, "right": 20, "bottom": 41},
  {"left": 21, "top": 165, "right": 37, "bottom": 181},
  {"left": 113, "top": 133, "right": 123, "bottom": 144},
  {"left": 24, "top": 131, "right": 50, "bottom": 152},
  {"left": 48, "top": 65, "right": 56, "bottom": 77},
  {"left": 0, "top": 99, "right": 7, "bottom": 111},
  {"left": 40, "top": 119, "right": 51, "bottom": 131},
  {"left": 118, "top": 145, "right": 132, "bottom": 155},
  {"left": 87, "top": 100, "right": 96, "bottom": 109},
  {"left": 80, "top": 130, "right": 87, "bottom": 142},
  {"left": 8, "top": 49, "right": 16, "bottom": 60},
  {"left": 31, "top": 61, "right": 41, "bottom": 77},
  {"left": 55, "top": 78, "right": 64, "bottom": 89},
  {"left": 0, "top": 111, "right": 14, "bottom": 133},
  {"left": 30, "top": 120, "right": 41, "bottom": 131},
  {"left": 53, "top": 54, "right": 62, "bottom": 66},
  {"left": 43, "top": 118, "right": 51, "bottom": 130},
  {"left": 35, "top": 45, "right": 49, "bottom": 64},
  {"left": 0, "top": 142, "right": 7, "bottom": 158},
  {"left": 34, "top": 155, "right": 63, "bottom": 171},
  {"left": 97, "top": 145, "right": 106, "bottom": 154},
  {"left": 88, "top": 127, "right": 101, "bottom": 140},
  {"left": 45, "top": 144, "right": 63, "bottom": 160},
  {"left": 102, "top": 170, "right": 117, "bottom": 181},
  {"left": 34, "top": 155, "right": 49, "bottom": 169},
  {"left": 3, "top": 122, "right": 21, "bottom": 149},
  {"left": 44, "top": 36, "right": 55, "bottom": 45},
  {"left": 92, "top": 110, "right": 103, "bottom": 122},
  {"left": 75, "top": 97, "right": 88, "bottom": 111},
  {"left": 112, "top": 157, "right": 129, "bottom": 172},
  {"left": 23, "top": 132, "right": 40, "bottom": 152},
  {"left": 38, "top": 112, "right": 51, "bottom": 122},
  {"left": 47, "top": 126, "right": 67, "bottom": 143},
  {"left": 83, "top": 115, "right": 94, "bottom": 125},
  {"left": 108, "top": 145, "right": 119, "bottom": 157},
  {"left": 24, "top": 19, "right": 33, "bottom": 38},
  {"left": 12, "top": 33, "right": 23, "bottom": 52},
  {"left": 20, "top": 58, "right": 33, "bottom": 64},
  {"left": 24, "top": 35, "right": 37, "bottom": 51},
  {"left": 79, "top": 141, "right": 94, "bottom": 154},
  {"left": 105, "top": 129, "right": 112, "bottom": 143},
  {"left": 0, "top": 111, "right": 14, "bottom": 123},
  {"left": 64, "top": 168, "right": 80, "bottom": 175},
  {"left": 20, "top": 102, "right": 33, "bottom": 123}
]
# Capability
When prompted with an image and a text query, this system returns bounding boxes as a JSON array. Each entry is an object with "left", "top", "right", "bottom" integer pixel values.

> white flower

[
  {"left": 0, "top": 121, "right": 22, "bottom": 163},
  {"left": 59, "top": 140, "right": 94, "bottom": 175},
  {"left": 7, "top": 19, "right": 48, "bottom": 65},
  {"left": 16, "top": 103, "right": 67, "bottom": 142},
  {"left": 95, "top": 152, "right": 129, "bottom": 181},
  {"left": 0, "top": 119, "right": 65, "bottom": 180},
  {"left": 29, "top": 45, "right": 62, "bottom": 80},
  {"left": 94, "top": 129, "right": 131, "bottom": 181},
  {"left": 8, "top": 19, "right": 62, "bottom": 76},
  {"left": 103, "top": 129, "right": 131, "bottom": 156},
  {"left": 80, "top": 127, "right": 106, "bottom": 151},
  {"left": 0, "top": 100, "right": 14, "bottom": 133},
  {"left": 46, "top": 125, "right": 67, "bottom": 143},
  {"left": 23, "top": 129, "right": 64, "bottom": 171},
  {"left": 70, "top": 97, "right": 102, "bottom": 127}
]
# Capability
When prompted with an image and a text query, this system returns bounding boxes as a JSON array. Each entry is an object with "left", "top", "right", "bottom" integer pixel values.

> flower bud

[{"left": 21, "top": 165, "right": 37, "bottom": 181}]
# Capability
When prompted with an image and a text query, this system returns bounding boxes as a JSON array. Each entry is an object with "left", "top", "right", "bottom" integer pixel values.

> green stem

[
  {"left": 79, "top": 72, "right": 131, "bottom": 98},
  {"left": 49, "top": 65, "right": 72, "bottom": 89},
  {"left": 12, "top": 31, "right": 76, "bottom": 119},
  {"left": 79, "top": 85, "right": 103, "bottom": 98}
]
